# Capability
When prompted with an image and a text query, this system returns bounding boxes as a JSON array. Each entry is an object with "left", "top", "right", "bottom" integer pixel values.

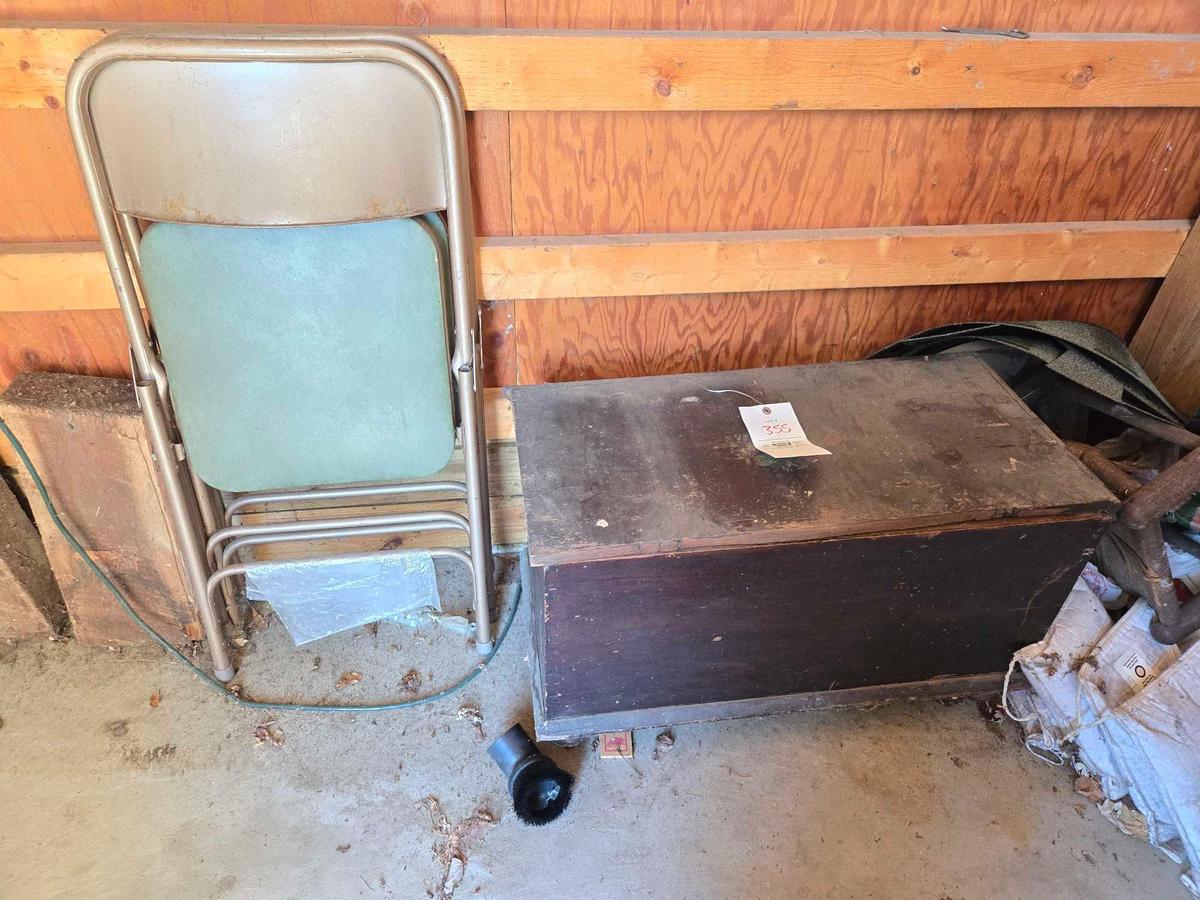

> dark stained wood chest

[{"left": 511, "top": 357, "right": 1118, "bottom": 740}]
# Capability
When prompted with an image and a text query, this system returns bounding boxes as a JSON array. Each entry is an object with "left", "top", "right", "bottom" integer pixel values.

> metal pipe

[
  {"left": 432, "top": 38, "right": 496, "bottom": 654},
  {"left": 206, "top": 510, "right": 469, "bottom": 561},
  {"left": 188, "top": 463, "right": 241, "bottom": 626},
  {"left": 221, "top": 521, "right": 478, "bottom": 567},
  {"left": 133, "top": 382, "right": 235, "bottom": 681},
  {"left": 224, "top": 480, "right": 467, "bottom": 523}
]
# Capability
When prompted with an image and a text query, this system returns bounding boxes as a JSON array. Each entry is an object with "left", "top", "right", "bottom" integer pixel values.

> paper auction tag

[{"left": 739, "top": 403, "right": 831, "bottom": 459}]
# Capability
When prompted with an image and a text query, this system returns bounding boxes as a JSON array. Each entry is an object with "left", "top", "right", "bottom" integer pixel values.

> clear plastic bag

[{"left": 244, "top": 551, "right": 441, "bottom": 646}]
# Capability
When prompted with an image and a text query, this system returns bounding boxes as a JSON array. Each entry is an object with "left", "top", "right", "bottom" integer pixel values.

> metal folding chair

[{"left": 67, "top": 29, "right": 496, "bottom": 681}]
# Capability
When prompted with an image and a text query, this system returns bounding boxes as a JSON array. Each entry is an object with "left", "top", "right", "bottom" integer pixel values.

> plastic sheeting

[{"left": 245, "top": 552, "right": 441, "bottom": 646}]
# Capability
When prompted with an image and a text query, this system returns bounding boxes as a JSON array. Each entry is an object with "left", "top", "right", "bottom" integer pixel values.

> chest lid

[{"left": 511, "top": 357, "right": 1117, "bottom": 566}]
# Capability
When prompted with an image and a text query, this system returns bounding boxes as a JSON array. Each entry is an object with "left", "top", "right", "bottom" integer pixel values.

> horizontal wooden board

[
  {"left": 505, "top": 1, "right": 1200, "bottom": 33},
  {"left": 0, "top": 220, "right": 1186, "bottom": 311},
  {"left": 0, "top": 242, "right": 114, "bottom": 311},
  {"left": 479, "top": 221, "right": 1188, "bottom": 297},
  {"left": 513, "top": 278, "right": 1157, "bottom": 384},
  {"left": 6, "top": 0, "right": 1199, "bottom": 33},
  {"left": 8, "top": 26, "right": 1200, "bottom": 111}
]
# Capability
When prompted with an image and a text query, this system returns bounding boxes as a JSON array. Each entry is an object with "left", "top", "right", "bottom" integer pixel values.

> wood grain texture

[
  {"left": 0, "top": 108, "right": 95, "bottom": 242},
  {"left": 11, "top": 26, "right": 1200, "bottom": 111},
  {"left": 505, "top": 0, "right": 1200, "bottom": 32},
  {"left": 426, "top": 30, "right": 1200, "bottom": 112},
  {"left": 4, "top": 3, "right": 1199, "bottom": 395},
  {"left": 3, "top": 221, "right": 1184, "bottom": 311},
  {"left": 1131, "top": 218, "right": 1200, "bottom": 416},
  {"left": 9, "top": 0, "right": 1200, "bottom": 32},
  {"left": 0, "top": 372, "right": 200, "bottom": 645},
  {"left": 479, "top": 221, "right": 1187, "bottom": 298},
  {"left": 466, "top": 111, "right": 512, "bottom": 236},
  {"left": 0, "top": 242, "right": 119, "bottom": 311},
  {"left": 0, "top": 0, "right": 506, "bottom": 24},
  {"left": 0, "top": 309, "right": 132, "bottom": 390},
  {"left": 514, "top": 279, "right": 1156, "bottom": 384},
  {"left": 512, "top": 355, "right": 1117, "bottom": 563},
  {"left": 509, "top": 107, "right": 1200, "bottom": 235},
  {"left": 480, "top": 300, "right": 516, "bottom": 385},
  {"left": 534, "top": 518, "right": 1102, "bottom": 721}
]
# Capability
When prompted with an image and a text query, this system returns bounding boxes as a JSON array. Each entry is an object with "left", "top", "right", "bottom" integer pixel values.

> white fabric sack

[
  {"left": 1092, "top": 640, "right": 1200, "bottom": 893},
  {"left": 1014, "top": 578, "right": 1112, "bottom": 754},
  {"left": 1076, "top": 600, "right": 1182, "bottom": 846}
]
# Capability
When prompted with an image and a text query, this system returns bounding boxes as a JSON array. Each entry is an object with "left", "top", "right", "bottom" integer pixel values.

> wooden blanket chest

[{"left": 511, "top": 357, "right": 1117, "bottom": 740}]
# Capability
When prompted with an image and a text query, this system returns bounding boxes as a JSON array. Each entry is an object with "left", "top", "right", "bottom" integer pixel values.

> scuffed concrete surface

[{"left": 0, "top": 568, "right": 1188, "bottom": 899}]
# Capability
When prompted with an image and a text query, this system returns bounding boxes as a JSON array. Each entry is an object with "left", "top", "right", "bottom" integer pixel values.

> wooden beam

[
  {"left": 1130, "top": 218, "right": 1200, "bottom": 416},
  {"left": 0, "top": 242, "right": 116, "bottom": 311},
  {"left": 6, "top": 25, "right": 1200, "bottom": 112},
  {"left": 478, "top": 221, "right": 1189, "bottom": 299},
  {"left": 0, "top": 221, "right": 1188, "bottom": 313}
]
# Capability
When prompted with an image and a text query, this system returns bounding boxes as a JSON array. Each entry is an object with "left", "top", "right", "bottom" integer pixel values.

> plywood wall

[{"left": 2, "top": 0, "right": 1199, "bottom": 388}]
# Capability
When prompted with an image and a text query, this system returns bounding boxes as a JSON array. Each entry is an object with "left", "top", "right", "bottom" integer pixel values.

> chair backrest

[
  {"left": 68, "top": 31, "right": 476, "bottom": 492},
  {"left": 77, "top": 32, "right": 455, "bottom": 226}
]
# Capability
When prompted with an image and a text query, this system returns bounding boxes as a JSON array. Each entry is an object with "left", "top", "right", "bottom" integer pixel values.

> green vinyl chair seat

[{"left": 138, "top": 218, "right": 455, "bottom": 492}]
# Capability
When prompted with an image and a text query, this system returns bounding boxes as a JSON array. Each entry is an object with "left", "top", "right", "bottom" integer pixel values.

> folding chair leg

[
  {"left": 136, "top": 382, "right": 235, "bottom": 680},
  {"left": 187, "top": 463, "right": 241, "bottom": 627},
  {"left": 458, "top": 368, "right": 495, "bottom": 653}
]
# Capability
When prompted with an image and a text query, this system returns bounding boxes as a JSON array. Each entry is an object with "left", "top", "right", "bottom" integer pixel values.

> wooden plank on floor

[
  {"left": 0, "top": 220, "right": 1187, "bottom": 312},
  {"left": 7, "top": 25, "right": 1200, "bottom": 112}
]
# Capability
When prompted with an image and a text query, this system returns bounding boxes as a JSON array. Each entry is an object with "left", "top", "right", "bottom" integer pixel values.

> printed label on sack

[
  {"left": 1117, "top": 649, "right": 1159, "bottom": 692},
  {"left": 738, "top": 403, "right": 831, "bottom": 459}
]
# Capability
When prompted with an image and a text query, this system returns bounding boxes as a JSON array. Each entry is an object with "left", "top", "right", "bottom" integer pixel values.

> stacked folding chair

[{"left": 66, "top": 29, "right": 498, "bottom": 680}]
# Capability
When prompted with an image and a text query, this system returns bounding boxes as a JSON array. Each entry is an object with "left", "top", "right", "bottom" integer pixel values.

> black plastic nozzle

[{"left": 488, "top": 723, "right": 573, "bottom": 825}]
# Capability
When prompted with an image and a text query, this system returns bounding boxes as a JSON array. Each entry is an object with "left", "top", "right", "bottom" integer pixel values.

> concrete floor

[{"left": 0, "top": 564, "right": 1188, "bottom": 900}]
